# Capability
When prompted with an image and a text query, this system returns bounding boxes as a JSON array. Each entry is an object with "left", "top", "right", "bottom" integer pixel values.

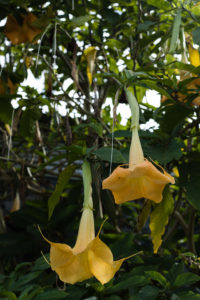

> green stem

[
  {"left": 125, "top": 88, "right": 139, "bottom": 129},
  {"left": 82, "top": 160, "right": 93, "bottom": 209},
  {"left": 125, "top": 88, "right": 144, "bottom": 165}
]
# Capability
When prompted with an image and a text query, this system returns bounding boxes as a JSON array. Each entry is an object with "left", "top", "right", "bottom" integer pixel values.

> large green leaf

[
  {"left": 159, "top": 103, "right": 192, "bottom": 133},
  {"left": 105, "top": 275, "right": 149, "bottom": 294},
  {"left": 94, "top": 147, "right": 126, "bottom": 163},
  {"left": 48, "top": 165, "right": 76, "bottom": 219},
  {"left": 142, "top": 137, "right": 183, "bottom": 164},
  {"left": 173, "top": 272, "right": 200, "bottom": 288},
  {"left": 145, "top": 271, "right": 167, "bottom": 287},
  {"left": 137, "top": 285, "right": 160, "bottom": 300},
  {"left": 0, "top": 291, "right": 17, "bottom": 300}
]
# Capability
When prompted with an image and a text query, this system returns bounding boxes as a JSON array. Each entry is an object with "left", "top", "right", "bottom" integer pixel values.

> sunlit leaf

[
  {"left": 173, "top": 272, "right": 200, "bottom": 288},
  {"left": 145, "top": 271, "right": 167, "bottom": 287},
  {"left": 149, "top": 187, "right": 174, "bottom": 253}
]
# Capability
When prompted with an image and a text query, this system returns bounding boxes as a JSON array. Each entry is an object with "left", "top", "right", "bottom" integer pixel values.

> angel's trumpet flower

[
  {"left": 4, "top": 13, "right": 41, "bottom": 44},
  {"left": 82, "top": 46, "right": 97, "bottom": 85},
  {"left": 40, "top": 161, "right": 136, "bottom": 284},
  {"left": 103, "top": 89, "right": 174, "bottom": 204}
]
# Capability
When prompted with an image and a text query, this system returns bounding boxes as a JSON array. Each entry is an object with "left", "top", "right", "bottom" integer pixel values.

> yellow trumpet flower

[
  {"left": 40, "top": 161, "right": 136, "bottom": 284},
  {"left": 103, "top": 89, "right": 175, "bottom": 204},
  {"left": 4, "top": 13, "right": 41, "bottom": 44},
  {"left": 82, "top": 46, "right": 97, "bottom": 85},
  {"left": 188, "top": 44, "right": 200, "bottom": 67}
]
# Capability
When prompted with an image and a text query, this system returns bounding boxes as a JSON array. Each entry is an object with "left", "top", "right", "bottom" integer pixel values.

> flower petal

[
  {"left": 23, "top": 13, "right": 41, "bottom": 42},
  {"left": 103, "top": 160, "right": 174, "bottom": 204},
  {"left": 38, "top": 226, "right": 93, "bottom": 284},
  {"left": 52, "top": 248, "right": 93, "bottom": 284},
  {"left": 4, "top": 15, "right": 26, "bottom": 44},
  {"left": 88, "top": 236, "right": 124, "bottom": 285}
]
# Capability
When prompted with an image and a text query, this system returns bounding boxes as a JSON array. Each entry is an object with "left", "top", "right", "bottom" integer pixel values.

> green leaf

[
  {"left": 192, "top": 27, "right": 200, "bottom": 46},
  {"left": 159, "top": 103, "right": 192, "bottom": 133},
  {"left": 62, "top": 285, "right": 86, "bottom": 300},
  {"left": 147, "top": 0, "right": 171, "bottom": 9},
  {"left": 48, "top": 165, "right": 76, "bottom": 219},
  {"left": 94, "top": 147, "right": 126, "bottom": 163},
  {"left": 179, "top": 162, "right": 200, "bottom": 211},
  {"left": 18, "top": 285, "right": 42, "bottom": 300},
  {"left": 71, "top": 15, "right": 93, "bottom": 26},
  {"left": 19, "top": 108, "right": 40, "bottom": 138},
  {"left": 34, "top": 290, "right": 68, "bottom": 300},
  {"left": 149, "top": 187, "right": 174, "bottom": 253},
  {"left": 137, "top": 200, "right": 152, "bottom": 231},
  {"left": 0, "top": 291, "right": 17, "bottom": 300},
  {"left": 139, "top": 80, "right": 172, "bottom": 99},
  {"left": 124, "top": 70, "right": 154, "bottom": 80},
  {"left": 106, "top": 39, "right": 124, "bottom": 49},
  {"left": 12, "top": 271, "right": 41, "bottom": 291},
  {"left": 145, "top": 271, "right": 167, "bottom": 287},
  {"left": 89, "top": 122, "right": 103, "bottom": 137},
  {"left": 137, "top": 285, "right": 160, "bottom": 300},
  {"left": 0, "top": 95, "right": 13, "bottom": 124},
  {"left": 173, "top": 272, "right": 200, "bottom": 288},
  {"left": 169, "top": 9, "right": 182, "bottom": 53},
  {"left": 110, "top": 130, "right": 131, "bottom": 138},
  {"left": 105, "top": 276, "right": 149, "bottom": 294},
  {"left": 142, "top": 137, "right": 183, "bottom": 164},
  {"left": 167, "top": 262, "right": 184, "bottom": 285},
  {"left": 191, "top": 4, "right": 200, "bottom": 16},
  {"left": 177, "top": 291, "right": 200, "bottom": 300}
]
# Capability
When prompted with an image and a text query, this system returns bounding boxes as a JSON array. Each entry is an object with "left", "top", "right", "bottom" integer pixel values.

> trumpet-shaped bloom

[
  {"left": 102, "top": 158, "right": 175, "bottom": 204},
  {"left": 102, "top": 90, "right": 174, "bottom": 204},
  {"left": 4, "top": 13, "right": 41, "bottom": 44},
  {"left": 40, "top": 208, "right": 133, "bottom": 285},
  {"left": 82, "top": 46, "right": 97, "bottom": 85}
]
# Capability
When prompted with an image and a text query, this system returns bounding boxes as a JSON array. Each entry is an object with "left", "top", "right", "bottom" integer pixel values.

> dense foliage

[{"left": 1, "top": 0, "right": 200, "bottom": 299}]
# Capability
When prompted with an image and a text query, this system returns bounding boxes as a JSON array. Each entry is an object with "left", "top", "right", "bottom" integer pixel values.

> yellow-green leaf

[{"left": 149, "top": 187, "right": 174, "bottom": 253}]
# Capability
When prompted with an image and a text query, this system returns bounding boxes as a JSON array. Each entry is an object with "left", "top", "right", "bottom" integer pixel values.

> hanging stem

[{"left": 125, "top": 88, "right": 144, "bottom": 165}]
